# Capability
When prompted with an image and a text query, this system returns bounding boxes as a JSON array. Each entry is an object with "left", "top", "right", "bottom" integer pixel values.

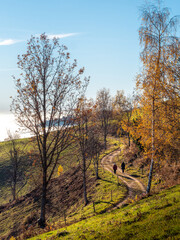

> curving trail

[{"left": 101, "top": 149, "right": 146, "bottom": 209}]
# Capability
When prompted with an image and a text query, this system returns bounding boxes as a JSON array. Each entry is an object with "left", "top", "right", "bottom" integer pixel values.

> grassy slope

[
  {"left": 0, "top": 136, "right": 120, "bottom": 204},
  {"left": 29, "top": 184, "right": 180, "bottom": 240},
  {"left": 0, "top": 138, "right": 78, "bottom": 204},
  {"left": 0, "top": 135, "right": 127, "bottom": 205},
  {"left": 1, "top": 136, "right": 179, "bottom": 239},
  {"left": 0, "top": 166, "right": 127, "bottom": 239},
  {"left": 0, "top": 137, "right": 128, "bottom": 239},
  {"left": 0, "top": 138, "right": 35, "bottom": 204}
]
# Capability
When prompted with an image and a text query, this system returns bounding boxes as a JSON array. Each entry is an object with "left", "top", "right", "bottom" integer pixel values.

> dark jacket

[
  {"left": 121, "top": 162, "right": 125, "bottom": 169},
  {"left": 113, "top": 164, "right": 117, "bottom": 170}
]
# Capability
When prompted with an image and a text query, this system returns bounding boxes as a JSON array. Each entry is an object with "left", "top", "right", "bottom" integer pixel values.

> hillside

[
  {"left": 0, "top": 138, "right": 81, "bottom": 205},
  {"left": 0, "top": 137, "right": 179, "bottom": 239},
  {"left": 29, "top": 184, "right": 180, "bottom": 240},
  {"left": 0, "top": 145, "right": 128, "bottom": 239}
]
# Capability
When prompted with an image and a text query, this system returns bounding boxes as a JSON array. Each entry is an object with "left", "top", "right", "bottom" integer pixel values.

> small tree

[
  {"left": 96, "top": 88, "right": 112, "bottom": 149},
  {"left": 88, "top": 128, "right": 103, "bottom": 180},
  {"left": 121, "top": 95, "right": 133, "bottom": 147},
  {"left": 6, "top": 131, "right": 28, "bottom": 201},
  {"left": 114, "top": 90, "right": 134, "bottom": 146},
  {"left": 11, "top": 34, "right": 89, "bottom": 227},
  {"left": 74, "top": 98, "right": 92, "bottom": 205}
]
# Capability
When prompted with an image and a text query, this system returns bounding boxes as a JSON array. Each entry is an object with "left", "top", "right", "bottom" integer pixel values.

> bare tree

[
  {"left": 113, "top": 90, "right": 127, "bottom": 137},
  {"left": 88, "top": 128, "right": 103, "bottom": 180},
  {"left": 74, "top": 98, "right": 92, "bottom": 205},
  {"left": 6, "top": 131, "right": 28, "bottom": 201},
  {"left": 96, "top": 88, "right": 112, "bottom": 149},
  {"left": 114, "top": 90, "right": 134, "bottom": 145},
  {"left": 11, "top": 34, "right": 89, "bottom": 227},
  {"left": 123, "top": 96, "right": 133, "bottom": 147},
  {"left": 114, "top": 90, "right": 127, "bottom": 112}
]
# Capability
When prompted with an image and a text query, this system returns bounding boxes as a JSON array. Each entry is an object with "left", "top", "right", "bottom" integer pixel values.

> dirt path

[{"left": 101, "top": 149, "right": 146, "bottom": 209}]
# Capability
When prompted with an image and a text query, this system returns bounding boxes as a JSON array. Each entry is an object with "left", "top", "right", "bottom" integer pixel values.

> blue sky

[{"left": 0, "top": 0, "right": 179, "bottom": 114}]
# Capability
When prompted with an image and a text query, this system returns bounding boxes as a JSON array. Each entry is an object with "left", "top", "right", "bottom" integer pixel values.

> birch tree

[{"left": 137, "top": 2, "right": 179, "bottom": 193}]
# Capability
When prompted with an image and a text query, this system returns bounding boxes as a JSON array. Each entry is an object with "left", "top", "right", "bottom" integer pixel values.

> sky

[{"left": 0, "top": 0, "right": 179, "bottom": 140}]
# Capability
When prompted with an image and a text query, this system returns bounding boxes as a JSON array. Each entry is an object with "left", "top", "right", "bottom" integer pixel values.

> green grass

[
  {"left": 0, "top": 138, "right": 33, "bottom": 204},
  {"left": 65, "top": 167, "right": 127, "bottom": 221},
  {"left": 0, "top": 138, "right": 78, "bottom": 204},
  {"left": 58, "top": 137, "right": 127, "bottom": 226},
  {"left": 45, "top": 137, "right": 128, "bottom": 227},
  {"left": 0, "top": 159, "right": 127, "bottom": 239},
  {"left": 0, "top": 136, "right": 128, "bottom": 239},
  {"left": 29, "top": 184, "right": 180, "bottom": 240},
  {"left": 2, "top": 135, "right": 178, "bottom": 239},
  {"left": 0, "top": 197, "right": 38, "bottom": 238},
  {"left": 0, "top": 134, "right": 121, "bottom": 204}
]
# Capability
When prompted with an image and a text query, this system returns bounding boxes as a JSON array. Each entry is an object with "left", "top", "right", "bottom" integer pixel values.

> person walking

[
  {"left": 113, "top": 163, "right": 117, "bottom": 174},
  {"left": 121, "top": 161, "right": 125, "bottom": 173}
]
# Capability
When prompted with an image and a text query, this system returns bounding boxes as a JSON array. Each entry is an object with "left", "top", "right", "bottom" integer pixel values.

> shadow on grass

[
  {"left": 100, "top": 178, "right": 115, "bottom": 184},
  {"left": 118, "top": 175, "right": 132, "bottom": 180},
  {"left": 95, "top": 200, "right": 113, "bottom": 205},
  {"left": 94, "top": 200, "right": 116, "bottom": 214},
  {"left": 131, "top": 174, "right": 140, "bottom": 178},
  {"left": 0, "top": 162, "right": 11, "bottom": 187}
]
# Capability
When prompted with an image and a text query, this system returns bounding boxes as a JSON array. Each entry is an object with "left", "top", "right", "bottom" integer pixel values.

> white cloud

[
  {"left": 0, "top": 33, "right": 78, "bottom": 46},
  {"left": 47, "top": 33, "right": 78, "bottom": 39},
  {"left": 0, "top": 39, "right": 23, "bottom": 46}
]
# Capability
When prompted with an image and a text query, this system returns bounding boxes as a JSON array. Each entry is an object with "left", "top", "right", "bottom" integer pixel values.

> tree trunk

[
  {"left": 146, "top": 97, "right": 155, "bottom": 194},
  {"left": 128, "top": 132, "right": 130, "bottom": 147},
  {"left": 96, "top": 158, "right": 99, "bottom": 180},
  {"left": 12, "top": 163, "right": 17, "bottom": 201},
  {"left": 12, "top": 182, "right": 16, "bottom": 201},
  {"left": 93, "top": 159, "right": 98, "bottom": 180},
  {"left": 146, "top": 158, "right": 154, "bottom": 193},
  {"left": 104, "top": 125, "right": 107, "bottom": 150},
  {"left": 12, "top": 149, "right": 17, "bottom": 201},
  {"left": 83, "top": 156, "right": 88, "bottom": 205},
  {"left": 39, "top": 170, "right": 47, "bottom": 228}
]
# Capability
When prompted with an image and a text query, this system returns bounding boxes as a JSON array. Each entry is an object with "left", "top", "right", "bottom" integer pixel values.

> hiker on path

[
  {"left": 113, "top": 163, "right": 117, "bottom": 174},
  {"left": 121, "top": 161, "right": 125, "bottom": 173}
]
